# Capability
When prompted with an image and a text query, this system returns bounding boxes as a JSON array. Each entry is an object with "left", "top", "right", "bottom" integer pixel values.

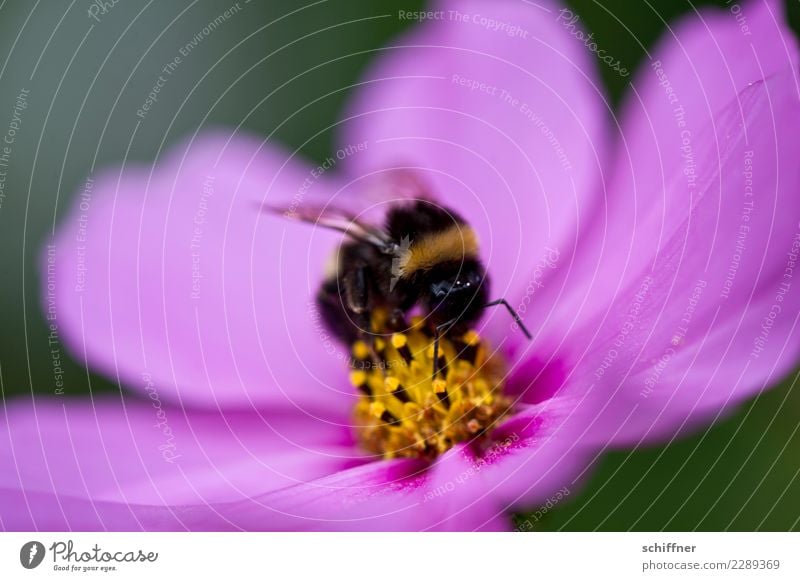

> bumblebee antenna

[
  {"left": 429, "top": 300, "right": 531, "bottom": 382},
  {"left": 483, "top": 298, "right": 532, "bottom": 340}
]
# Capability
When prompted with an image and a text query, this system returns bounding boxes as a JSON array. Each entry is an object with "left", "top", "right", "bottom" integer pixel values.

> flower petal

[
  {"left": 432, "top": 395, "right": 597, "bottom": 520},
  {"left": 338, "top": 0, "right": 609, "bottom": 328},
  {"left": 0, "top": 396, "right": 361, "bottom": 511},
  {"left": 0, "top": 396, "right": 596, "bottom": 531},
  {"left": 559, "top": 69, "right": 800, "bottom": 444},
  {"left": 47, "top": 130, "right": 355, "bottom": 415},
  {"left": 539, "top": 0, "right": 799, "bottom": 325},
  {"left": 0, "top": 488, "right": 198, "bottom": 531},
  {"left": 194, "top": 397, "right": 596, "bottom": 531}
]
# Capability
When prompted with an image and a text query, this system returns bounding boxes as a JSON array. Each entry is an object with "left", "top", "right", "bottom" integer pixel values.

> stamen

[
  {"left": 427, "top": 344, "right": 448, "bottom": 379},
  {"left": 368, "top": 401, "right": 399, "bottom": 425},
  {"left": 349, "top": 370, "right": 372, "bottom": 396},
  {"left": 391, "top": 333, "right": 414, "bottom": 364},
  {"left": 385, "top": 376, "right": 411, "bottom": 403},
  {"left": 352, "top": 318, "right": 511, "bottom": 460},
  {"left": 434, "top": 380, "right": 451, "bottom": 409},
  {"left": 352, "top": 340, "right": 371, "bottom": 361},
  {"left": 460, "top": 330, "right": 481, "bottom": 364}
]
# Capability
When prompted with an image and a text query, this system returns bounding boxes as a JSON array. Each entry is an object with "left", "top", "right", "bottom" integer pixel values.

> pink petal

[
  {"left": 0, "top": 396, "right": 361, "bottom": 514},
  {"left": 338, "top": 0, "right": 610, "bottom": 335},
  {"left": 0, "top": 488, "right": 201, "bottom": 531},
  {"left": 540, "top": 0, "right": 799, "bottom": 324},
  {"left": 608, "top": 0, "right": 799, "bottom": 281},
  {"left": 47, "top": 130, "right": 355, "bottom": 416},
  {"left": 0, "top": 395, "right": 596, "bottom": 531},
  {"left": 562, "top": 69, "right": 800, "bottom": 445},
  {"left": 198, "top": 397, "right": 596, "bottom": 531},
  {"left": 507, "top": 1, "right": 800, "bottom": 436}
]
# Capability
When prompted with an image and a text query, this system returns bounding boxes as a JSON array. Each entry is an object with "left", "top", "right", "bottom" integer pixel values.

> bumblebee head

[{"left": 423, "top": 259, "right": 489, "bottom": 326}]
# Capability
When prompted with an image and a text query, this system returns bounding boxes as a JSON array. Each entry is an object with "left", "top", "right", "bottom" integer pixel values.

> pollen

[
  {"left": 353, "top": 317, "right": 512, "bottom": 460},
  {"left": 352, "top": 340, "right": 371, "bottom": 360}
]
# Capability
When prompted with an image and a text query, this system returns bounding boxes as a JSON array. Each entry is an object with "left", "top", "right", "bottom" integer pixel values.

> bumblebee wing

[
  {"left": 259, "top": 168, "right": 434, "bottom": 251},
  {"left": 259, "top": 201, "right": 396, "bottom": 252},
  {"left": 360, "top": 168, "right": 435, "bottom": 206}
]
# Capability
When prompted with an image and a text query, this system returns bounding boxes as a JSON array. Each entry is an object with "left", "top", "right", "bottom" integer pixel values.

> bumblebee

[{"left": 265, "top": 171, "right": 530, "bottom": 377}]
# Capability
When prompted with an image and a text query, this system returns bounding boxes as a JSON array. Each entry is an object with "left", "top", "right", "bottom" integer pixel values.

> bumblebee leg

[
  {"left": 484, "top": 298, "right": 532, "bottom": 339},
  {"left": 317, "top": 278, "right": 359, "bottom": 344},
  {"left": 343, "top": 263, "right": 383, "bottom": 364},
  {"left": 343, "top": 262, "right": 369, "bottom": 316},
  {"left": 316, "top": 263, "right": 372, "bottom": 347}
]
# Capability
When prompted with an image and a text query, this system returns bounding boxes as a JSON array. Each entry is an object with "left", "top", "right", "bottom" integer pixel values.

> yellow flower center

[{"left": 349, "top": 316, "right": 512, "bottom": 460}]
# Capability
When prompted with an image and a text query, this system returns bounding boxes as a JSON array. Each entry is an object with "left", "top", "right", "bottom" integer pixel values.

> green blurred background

[{"left": 0, "top": 0, "right": 798, "bottom": 530}]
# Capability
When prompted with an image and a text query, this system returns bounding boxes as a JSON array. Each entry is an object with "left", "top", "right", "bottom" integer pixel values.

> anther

[
  {"left": 460, "top": 330, "right": 480, "bottom": 363},
  {"left": 352, "top": 340, "right": 371, "bottom": 361},
  {"left": 391, "top": 333, "right": 414, "bottom": 364},
  {"left": 352, "top": 316, "right": 511, "bottom": 460},
  {"left": 370, "top": 402, "right": 400, "bottom": 425},
  {"left": 349, "top": 370, "right": 372, "bottom": 396},
  {"left": 432, "top": 378, "right": 451, "bottom": 409},
  {"left": 385, "top": 376, "right": 410, "bottom": 403}
]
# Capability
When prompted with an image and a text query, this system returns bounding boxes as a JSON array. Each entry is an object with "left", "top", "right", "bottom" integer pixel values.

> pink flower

[{"left": 3, "top": 0, "right": 799, "bottom": 531}]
